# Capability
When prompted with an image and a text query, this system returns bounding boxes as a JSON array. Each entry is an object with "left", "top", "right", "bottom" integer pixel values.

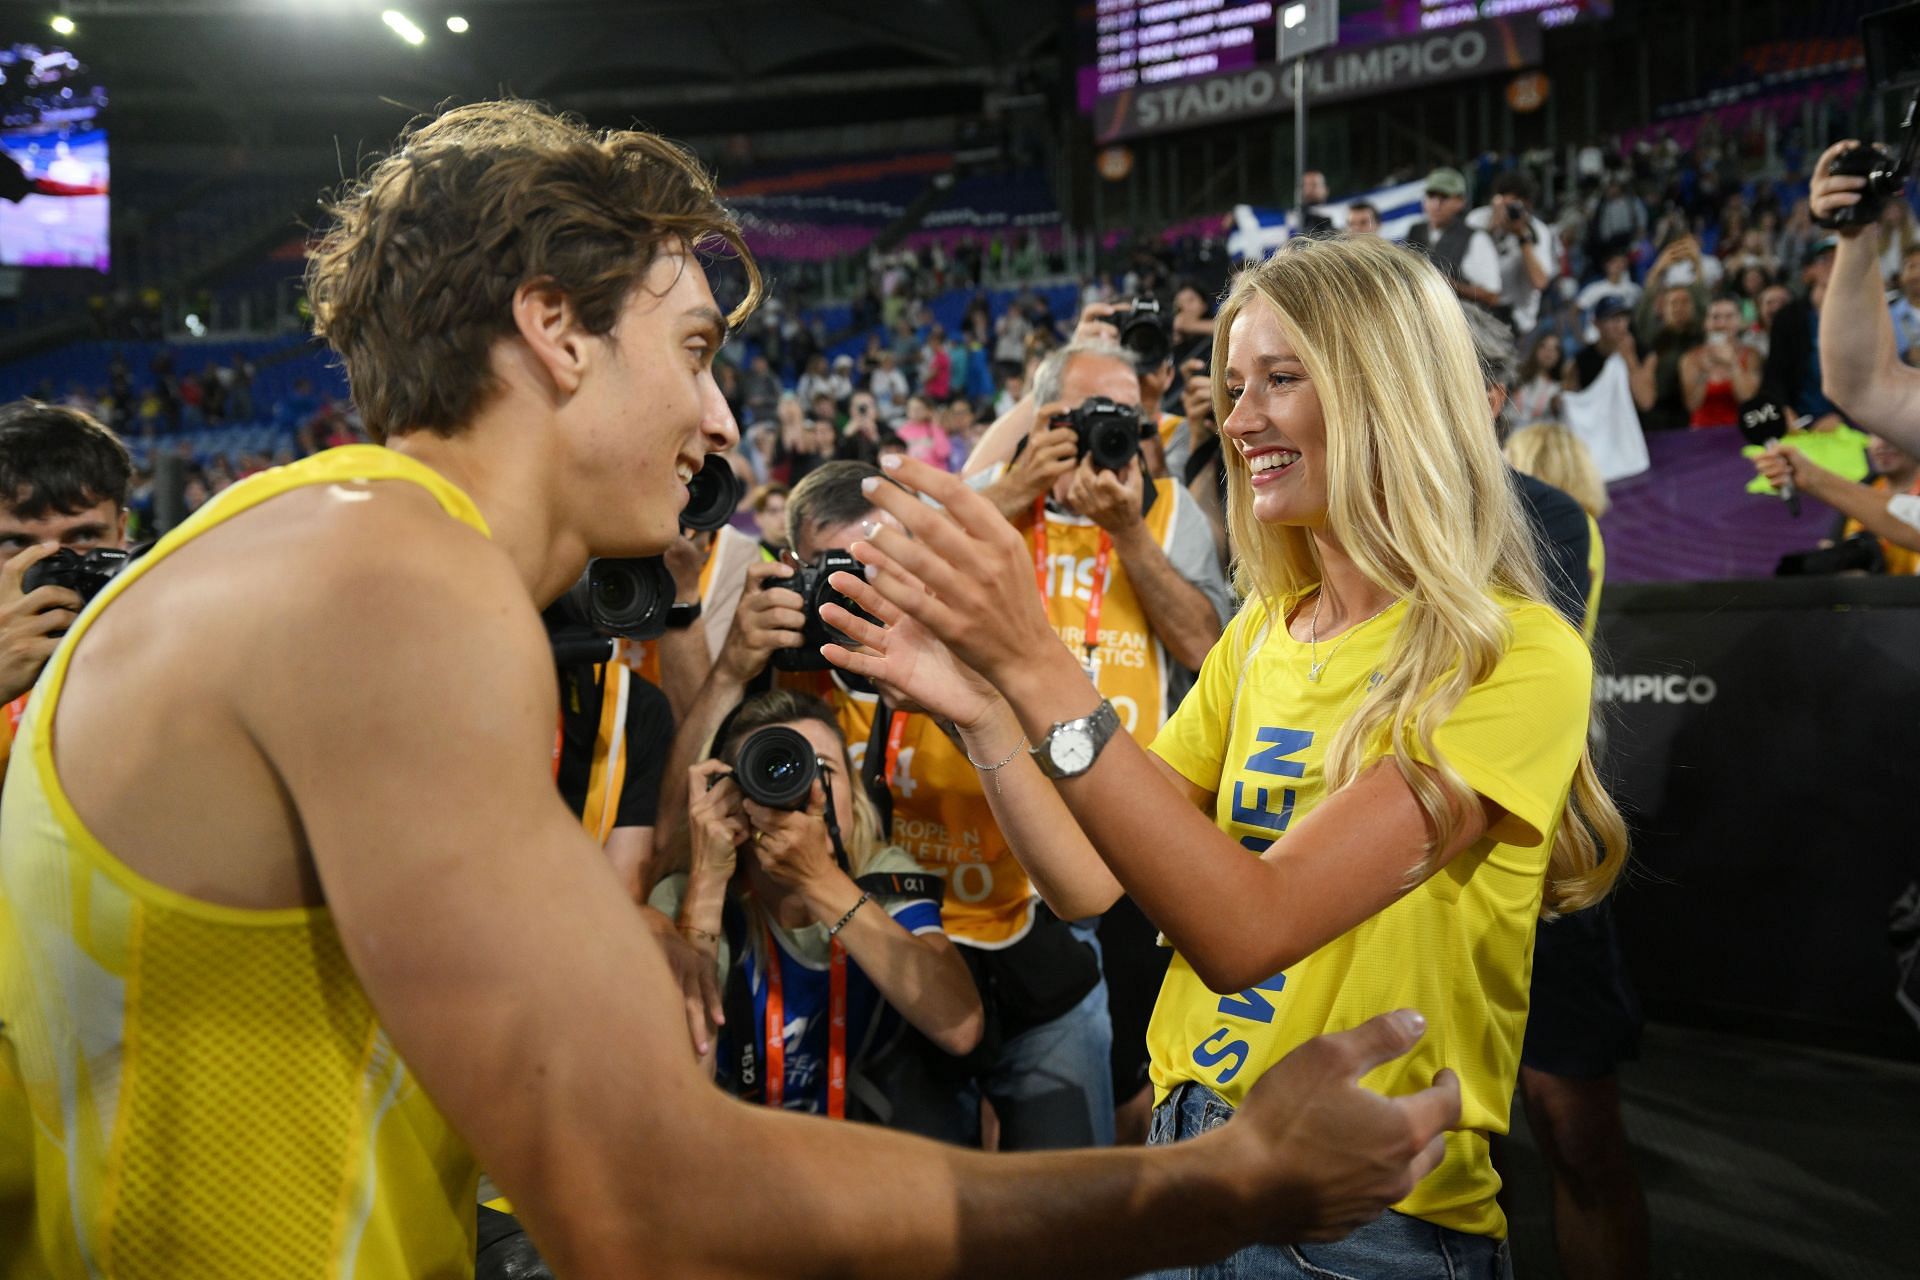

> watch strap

[{"left": 664, "top": 599, "right": 703, "bottom": 629}]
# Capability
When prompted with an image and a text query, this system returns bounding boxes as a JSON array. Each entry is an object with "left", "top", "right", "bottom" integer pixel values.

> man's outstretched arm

[
  {"left": 250, "top": 512, "right": 1458, "bottom": 1280},
  {"left": 1812, "top": 141, "right": 1920, "bottom": 452}
]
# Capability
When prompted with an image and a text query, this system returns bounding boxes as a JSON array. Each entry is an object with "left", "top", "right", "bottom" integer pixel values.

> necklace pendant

[{"left": 1307, "top": 662, "right": 1324, "bottom": 682}]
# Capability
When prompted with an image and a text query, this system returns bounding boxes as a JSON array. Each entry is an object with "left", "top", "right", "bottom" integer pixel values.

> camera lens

[
  {"left": 1084, "top": 411, "right": 1142, "bottom": 472},
  {"left": 560, "top": 556, "right": 674, "bottom": 639},
  {"left": 1120, "top": 319, "right": 1169, "bottom": 368},
  {"left": 681, "top": 455, "right": 742, "bottom": 533},
  {"left": 733, "top": 725, "right": 820, "bottom": 810}
]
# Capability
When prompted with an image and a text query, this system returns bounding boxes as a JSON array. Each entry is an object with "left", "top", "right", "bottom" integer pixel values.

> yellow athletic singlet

[{"left": 0, "top": 446, "right": 487, "bottom": 1279}]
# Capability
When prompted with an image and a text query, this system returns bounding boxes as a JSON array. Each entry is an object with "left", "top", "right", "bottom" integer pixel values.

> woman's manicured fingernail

[
  {"left": 861, "top": 476, "right": 880, "bottom": 494},
  {"left": 879, "top": 454, "right": 902, "bottom": 471},
  {"left": 859, "top": 518, "right": 883, "bottom": 539}
]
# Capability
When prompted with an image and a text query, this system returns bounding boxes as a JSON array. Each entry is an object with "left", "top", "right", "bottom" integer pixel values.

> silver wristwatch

[{"left": 1030, "top": 699, "right": 1122, "bottom": 780}]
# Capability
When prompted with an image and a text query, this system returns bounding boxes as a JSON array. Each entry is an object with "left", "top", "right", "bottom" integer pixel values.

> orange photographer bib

[{"left": 1023, "top": 478, "right": 1182, "bottom": 740}]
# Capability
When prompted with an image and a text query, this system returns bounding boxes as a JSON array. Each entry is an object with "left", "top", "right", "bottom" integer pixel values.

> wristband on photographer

[{"left": 827, "top": 892, "right": 872, "bottom": 938}]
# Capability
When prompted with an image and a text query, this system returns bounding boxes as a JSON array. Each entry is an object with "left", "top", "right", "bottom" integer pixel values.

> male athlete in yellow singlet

[{"left": 0, "top": 101, "right": 1460, "bottom": 1279}]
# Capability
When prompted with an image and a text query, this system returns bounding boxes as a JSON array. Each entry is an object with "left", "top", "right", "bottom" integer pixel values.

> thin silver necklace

[{"left": 1307, "top": 590, "right": 1398, "bottom": 682}]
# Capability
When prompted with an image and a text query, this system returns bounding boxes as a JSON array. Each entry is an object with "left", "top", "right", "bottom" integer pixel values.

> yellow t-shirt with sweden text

[{"left": 1146, "top": 591, "right": 1592, "bottom": 1239}]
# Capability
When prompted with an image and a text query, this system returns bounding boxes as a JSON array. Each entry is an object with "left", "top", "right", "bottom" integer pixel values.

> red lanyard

[
  {"left": 552, "top": 710, "right": 564, "bottom": 783},
  {"left": 760, "top": 921, "right": 848, "bottom": 1119},
  {"left": 1031, "top": 497, "right": 1111, "bottom": 663},
  {"left": 882, "top": 710, "right": 908, "bottom": 784},
  {"left": 5, "top": 694, "right": 27, "bottom": 737}
]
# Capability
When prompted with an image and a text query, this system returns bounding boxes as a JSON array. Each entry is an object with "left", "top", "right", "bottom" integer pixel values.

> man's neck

[{"left": 387, "top": 411, "right": 584, "bottom": 607}]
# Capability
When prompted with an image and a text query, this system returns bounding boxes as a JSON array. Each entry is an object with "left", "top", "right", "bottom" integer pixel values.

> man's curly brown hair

[{"left": 306, "top": 100, "right": 762, "bottom": 442}]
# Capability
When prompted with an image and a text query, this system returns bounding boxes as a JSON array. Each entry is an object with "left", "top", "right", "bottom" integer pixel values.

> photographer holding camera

[
  {"left": 1808, "top": 138, "right": 1920, "bottom": 457},
  {"left": 654, "top": 690, "right": 982, "bottom": 1121},
  {"left": 0, "top": 401, "right": 130, "bottom": 768},
  {"left": 1466, "top": 172, "right": 1559, "bottom": 335},
  {"left": 971, "top": 341, "right": 1232, "bottom": 681}
]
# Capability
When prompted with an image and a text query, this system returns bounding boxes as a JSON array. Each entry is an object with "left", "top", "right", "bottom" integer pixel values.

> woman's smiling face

[{"left": 1221, "top": 299, "right": 1329, "bottom": 529}]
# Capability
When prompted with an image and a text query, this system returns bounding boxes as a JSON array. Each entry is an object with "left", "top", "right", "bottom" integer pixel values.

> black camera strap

[
  {"left": 860, "top": 697, "right": 896, "bottom": 841},
  {"left": 818, "top": 765, "right": 852, "bottom": 871},
  {"left": 852, "top": 871, "right": 945, "bottom": 903}
]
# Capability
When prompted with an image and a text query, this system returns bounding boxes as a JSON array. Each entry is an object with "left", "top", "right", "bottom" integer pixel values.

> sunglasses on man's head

[{"left": 1424, "top": 190, "right": 1452, "bottom": 199}]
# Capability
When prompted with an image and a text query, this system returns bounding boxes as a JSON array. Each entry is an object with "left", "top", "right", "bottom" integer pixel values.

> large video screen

[
  {"left": 1076, "top": 0, "right": 1612, "bottom": 113},
  {"left": 0, "top": 44, "right": 109, "bottom": 271}
]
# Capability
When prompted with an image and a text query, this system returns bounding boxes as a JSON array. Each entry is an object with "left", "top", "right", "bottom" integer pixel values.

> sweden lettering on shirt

[{"left": 1189, "top": 722, "right": 1314, "bottom": 1085}]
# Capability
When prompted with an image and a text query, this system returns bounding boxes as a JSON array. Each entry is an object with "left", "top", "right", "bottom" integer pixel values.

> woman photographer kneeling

[{"left": 653, "top": 690, "right": 983, "bottom": 1122}]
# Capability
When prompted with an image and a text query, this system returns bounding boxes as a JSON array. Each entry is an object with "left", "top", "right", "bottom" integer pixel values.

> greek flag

[{"left": 1227, "top": 178, "right": 1429, "bottom": 261}]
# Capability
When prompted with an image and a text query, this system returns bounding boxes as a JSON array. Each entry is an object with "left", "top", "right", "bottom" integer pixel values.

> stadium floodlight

[
  {"left": 446, "top": 15, "right": 469, "bottom": 33},
  {"left": 381, "top": 10, "right": 427, "bottom": 46},
  {"left": 50, "top": 15, "right": 76, "bottom": 36}
]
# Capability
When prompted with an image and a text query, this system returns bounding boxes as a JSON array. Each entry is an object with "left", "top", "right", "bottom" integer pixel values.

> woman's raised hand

[
  {"left": 819, "top": 570, "right": 1001, "bottom": 732},
  {"left": 835, "top": 454, "right": 1071, "bottom": 697}
]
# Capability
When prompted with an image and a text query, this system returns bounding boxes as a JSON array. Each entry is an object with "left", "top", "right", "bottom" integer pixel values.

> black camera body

[
  {"left": 556, "top": 557, "right": 676, "bottom": 641},
  {"left": 1051, "top": 395, "right": 1144, "bottom": 473},
  {"left": 725, "top": 725, "right": 820, "bottom": 810},
  {"left": 1113, "top": 295, "right": 1172, "bottom": 369},
  {"left": 1818, "top": 5, "right": 1920, "bottom": 230},
  {"left": 21, "top": 546, "right": 132, "bottom": 605},
  {"left": 771, "top": 549, "right": 873, "bottom": 671},
  {"left": 682, "top": 454, "right": 743, "bottom": 534},
  {"left": 1820, "top": 127, "right": 1918, "bottom": 230},
  {"left": 550, "top": 456, "right": 740, "bottom": 645}
]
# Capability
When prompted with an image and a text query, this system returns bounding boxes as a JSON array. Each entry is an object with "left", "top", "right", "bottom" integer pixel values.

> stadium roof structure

[{"left": 14, "top": 0, "right": 1064, "bottom": 143}]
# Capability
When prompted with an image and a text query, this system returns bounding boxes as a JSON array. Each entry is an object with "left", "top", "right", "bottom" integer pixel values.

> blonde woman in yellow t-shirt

[{"left": 820, "top": 234, "right": 1629, "bottom": 1279}]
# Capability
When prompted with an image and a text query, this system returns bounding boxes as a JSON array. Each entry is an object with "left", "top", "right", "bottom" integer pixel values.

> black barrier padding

[{"left": 1594, "top": 577, "right": 1920, "bottom": 1060}]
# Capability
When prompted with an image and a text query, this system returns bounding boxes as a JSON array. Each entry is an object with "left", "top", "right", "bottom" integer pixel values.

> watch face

[{"left": 1051, "top": 727, "right": 1096, "bottom": 775}]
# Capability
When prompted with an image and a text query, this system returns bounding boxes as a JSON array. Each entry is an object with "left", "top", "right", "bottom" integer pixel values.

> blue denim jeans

[
  {"left": 963, "top": 922, "right": 1115, "bottom": 1149},
  {"left": 1136, "top": 1082, "right": 1511, "bottom": 1280}
]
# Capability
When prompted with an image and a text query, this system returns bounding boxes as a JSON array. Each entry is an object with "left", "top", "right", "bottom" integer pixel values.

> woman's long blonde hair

[
  {"left": 1211, "top": 235, "right": 1626, "bottom": 914},
  {"left": 1505, "top": 423, "right": 1611, "bottom": 518}
]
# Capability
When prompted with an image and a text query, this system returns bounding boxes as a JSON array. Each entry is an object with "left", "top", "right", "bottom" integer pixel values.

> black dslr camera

[
  {"left": 1819, "top": 98, "right": 1920, "bottom": 229},
  {"left": 552, "top": 455, "right": 743, "bottom": 645},
  {"left": 556, "top": 557, "right": 677, "bottom": 642},
  {"left": 724, "top": 725, "right": 821, "bottom": 809},
  {"left": 1818, "top": 3, "right": 1920, "bottom": 230},
  {"left": 1113, "top": 295, "right": 1172, "bottom": 368},
  {"left": 22, "top": 547, "right": 133, "bottom": 605},
  {"left": 1053, "top": 395, "right": 1145, "bottom": 473},
  {"left": 771, "top": 549, "right": 875, "bottom": 671}
]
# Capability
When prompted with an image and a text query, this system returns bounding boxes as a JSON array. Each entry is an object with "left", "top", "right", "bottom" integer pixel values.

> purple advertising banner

[{"left": 1093, "top": 14, "right": 1542, "bottom": 142}]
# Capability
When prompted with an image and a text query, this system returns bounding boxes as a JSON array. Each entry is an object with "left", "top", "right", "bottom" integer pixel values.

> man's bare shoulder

[{"left": 153, "top": 478, "right": 532, "bottom": 655}]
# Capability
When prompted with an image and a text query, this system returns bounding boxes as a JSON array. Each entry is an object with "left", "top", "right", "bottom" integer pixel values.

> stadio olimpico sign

[{"left": 1094, "top": 16, "right": 1543, "bottom": 143}]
